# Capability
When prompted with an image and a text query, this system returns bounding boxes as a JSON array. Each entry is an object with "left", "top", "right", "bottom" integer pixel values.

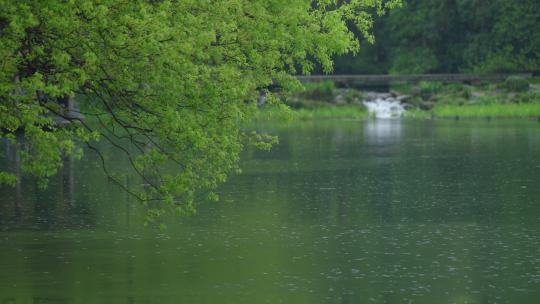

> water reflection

[
  {"left": 0, "top": 140, "right": 97, "bottom": 231},
  {"left": 1, "top": 120, "right": 540, "bottom": 303},
  {"left": 364, "top": 119, "right": 403, "bottom": 146}
]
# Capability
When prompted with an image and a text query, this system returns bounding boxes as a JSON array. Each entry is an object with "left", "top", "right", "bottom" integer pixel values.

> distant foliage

[
  {"left": 333, "top": 0, "right": 540, "bottom": 74},
  {"left": 389, "top": 48, "right": 439, "bottom": 74},
  {"left": 418, "top": 81, "right": 443, "bottom": 100}
]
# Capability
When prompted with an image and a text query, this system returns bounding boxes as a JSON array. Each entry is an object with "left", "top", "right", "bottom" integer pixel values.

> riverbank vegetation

[
  {"left": 252, "top": 0, "right": 540, "bottom": 122},
  {"left": 394, "top": 76, "right": 540, "bottom": 118},
  {"left": 252, "top": 80, "right": 369, "bottom": 122},
  {"left": 252, "top": 104, "right": 369, "bottom": 122},
  {"left": 256, "top": 76, "right": 540, "bottom": 121}
]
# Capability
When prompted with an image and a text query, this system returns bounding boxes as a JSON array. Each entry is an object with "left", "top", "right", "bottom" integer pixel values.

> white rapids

[{"left": 362, "top": 92, "right": 406, "bottom": 119}]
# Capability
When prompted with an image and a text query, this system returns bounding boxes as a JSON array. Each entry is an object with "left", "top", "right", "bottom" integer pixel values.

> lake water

[{"left": 1, "top": 119, "right": 540, "bottom": 303}]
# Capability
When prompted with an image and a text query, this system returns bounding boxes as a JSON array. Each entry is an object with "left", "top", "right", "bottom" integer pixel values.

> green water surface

[{"left": 1, "top": 119, "right": 540, "bottom": 303}]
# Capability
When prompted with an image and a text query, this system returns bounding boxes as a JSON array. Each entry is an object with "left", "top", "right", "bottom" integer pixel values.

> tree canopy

[
  {"left": 333, "top": 0, "right": 540, "bottom": 74},
  {"left": 0, "top": 0, "right": 400, "bottom": 221}
]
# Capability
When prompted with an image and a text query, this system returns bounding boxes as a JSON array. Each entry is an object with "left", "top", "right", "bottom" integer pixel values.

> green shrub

[
  {"left": 530, "top": 77, "right": 540, "bottom": 85},
  {"left": 389, "top": 83, "right": 416, "bottom": 95},
  {"left": 301, "top": 80, "right": 336, "bottom": 101},
  {"left": 442, "top": 83, "right": 462, "bottom": 91},
  {"left": 419, "top": 81, "right": 443, "bottom": 100},
  {"left": 504, "top": 76, "right": 530, "bottom": 92},
  {"left": 513, "top": 92, "right": 540, "bottom": 104},
  {"left": 283, "top": 97, "right": 326, "bottom": 109},
  {"left": 344, "top": 89, "right": 364, "bottom": 103},
  {"left": 419, "top": 81, "right": 443, "bottom": 93}
]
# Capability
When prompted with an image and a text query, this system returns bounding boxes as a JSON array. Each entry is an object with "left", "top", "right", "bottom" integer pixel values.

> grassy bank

[
  {"left": 404, "top": 103, "right": 540, "bottom": 119},
  {"left": 433, "top": 103, "right": 540, "bottom": 118},
  {"left": 395, "top": 76, "right": 540, "bottom": 119},
  {"left": 250, "top": 80, "right": 369, "bottom": 122},
  {"left": 251, "top": 104, "right": 369, "bottom": 122},
  {"left": 252, "top": 77, "right": 540, "bottom": 122}
]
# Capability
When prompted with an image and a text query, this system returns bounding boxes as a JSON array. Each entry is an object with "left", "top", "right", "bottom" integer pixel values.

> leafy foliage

[
  {"left": 0, "top": 0, "right": 399, "bottom": 219},
  {"left": 333, "top": 0, "right": 540, "bottom": 74}
]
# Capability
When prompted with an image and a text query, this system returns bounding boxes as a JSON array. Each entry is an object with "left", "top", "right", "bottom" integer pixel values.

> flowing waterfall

[{"left": 362, "top": 92, "right": 406, "bottom": 119}]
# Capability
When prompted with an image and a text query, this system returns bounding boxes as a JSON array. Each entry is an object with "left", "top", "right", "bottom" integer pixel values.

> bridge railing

[{"left": 296, "top": 73, "right": 533, "bottom": 85}]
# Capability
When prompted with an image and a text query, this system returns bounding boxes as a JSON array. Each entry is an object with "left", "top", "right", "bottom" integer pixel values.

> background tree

[
  {"left": 332, "top": 0, "right": 540, "bottom": 74},
  {"left": 0, "top": 0, "right": 400, "bottom": 221}
]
